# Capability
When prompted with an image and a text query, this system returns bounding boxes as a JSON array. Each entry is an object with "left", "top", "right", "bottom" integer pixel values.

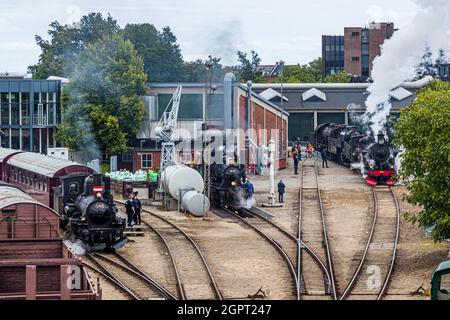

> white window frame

[{"left": 141, "top": 153, "right": 153, "bottom": 169}]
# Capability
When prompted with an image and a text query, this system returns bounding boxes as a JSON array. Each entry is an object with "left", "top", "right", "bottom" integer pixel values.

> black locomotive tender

[
  {"left": 314, "top": 123, "right": 397, "bottom": 186},
  {"left": 54, "top": 173, "right": 127, "bottom": 251},
  {"left": 210, "top": 163, "right": 247, "bottom": 208}
]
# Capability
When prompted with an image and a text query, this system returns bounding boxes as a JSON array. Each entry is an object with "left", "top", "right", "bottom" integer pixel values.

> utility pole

[{"left": 203, "top": 57, "right": 213, "bottom": 219}]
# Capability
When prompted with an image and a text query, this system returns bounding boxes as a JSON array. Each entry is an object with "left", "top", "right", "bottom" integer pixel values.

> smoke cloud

[
  {"left": 207, "top": 20, "right": 244, "bottom": 66},
  {"left": 364, "top": 0, "right": 450, "bottom": 136}
]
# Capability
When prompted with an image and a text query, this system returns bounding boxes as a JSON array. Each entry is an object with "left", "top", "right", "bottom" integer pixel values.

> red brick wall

[
  {"left": 133, "top": 151, "right": 161, "bottom": 171},
  {"left": 344, "top": 27, "right": 362, "bottom": 76}
]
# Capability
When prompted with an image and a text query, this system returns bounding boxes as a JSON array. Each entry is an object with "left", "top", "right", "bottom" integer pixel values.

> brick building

[
  {"left": 125, "top": 74, "right": 289, "bottom": 173},
  {"left": 322, "top": 22, "right": 395, "bottom": 78}
]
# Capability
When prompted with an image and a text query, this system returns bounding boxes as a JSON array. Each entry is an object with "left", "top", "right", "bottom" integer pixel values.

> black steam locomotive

[
  {"left": 54, "top": 173, "right": 127, "bottom": 251},
  {"left": 210, "top": 163, "right": 246, "bottom": 208},
  {"left": 314, "top": 123, "right": 397, "bottom": 186}
]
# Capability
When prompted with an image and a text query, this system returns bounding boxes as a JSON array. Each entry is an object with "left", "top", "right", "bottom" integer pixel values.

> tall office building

[{"left": 322, "top": 22, "right": 395, "bottom": 79}]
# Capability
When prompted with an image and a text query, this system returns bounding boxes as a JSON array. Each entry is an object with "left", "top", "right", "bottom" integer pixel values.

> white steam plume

[{"left": 365, "top": 0, "right": 450, "bottom": 136}]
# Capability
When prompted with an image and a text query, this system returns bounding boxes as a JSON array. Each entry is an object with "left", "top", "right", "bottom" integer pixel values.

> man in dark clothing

[
  {"left": 277, "top": 180, "right": 286, "bottom": 203},
  {"left": 293, "top": 153, "right": 299, "bottom": 175},
  {"left": 321, "top": 148, "right": 329, "bottom": 168},
  {"left": 125, "top": 194, "right": 135, "bottom": 227},
  {"left": 133, "top": 191, "right": 142, "bottom": 225}
]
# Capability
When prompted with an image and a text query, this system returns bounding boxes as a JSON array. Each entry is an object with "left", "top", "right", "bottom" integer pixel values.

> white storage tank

[
  {"left": 182, "top": 190, "right": 210, "bottom": 217},
  {"left": 161, "top": 165, "right": 204, "bottom": 200},
  {"left": 161, "top": 165, "right": 209, "bottom": 216}
]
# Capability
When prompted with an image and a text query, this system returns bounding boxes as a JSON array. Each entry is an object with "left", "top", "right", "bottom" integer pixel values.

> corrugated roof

[{"left": 7, "top": 152, "right": 88, "bottom": 178}]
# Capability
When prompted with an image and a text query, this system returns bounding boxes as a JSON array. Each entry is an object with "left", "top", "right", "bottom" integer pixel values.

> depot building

[
  {"left": 126, "top": 74, "right": 289, "bottom": 173},
  {"left": 251, "top": 76, "right": 433, "bottom": 143}
]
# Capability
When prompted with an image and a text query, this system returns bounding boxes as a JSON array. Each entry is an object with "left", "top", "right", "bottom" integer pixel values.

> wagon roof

[
  {"left": 0, "top": 184, "right": 39, "bottom": 209},
  {"left": 7, "top": 152, "right": 91, "bottom": 178},
  {"left": 0, "top": 148, "right": 21, "bottom": 162}
]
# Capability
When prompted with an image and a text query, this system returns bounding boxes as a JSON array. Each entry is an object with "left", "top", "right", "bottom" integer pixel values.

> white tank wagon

[{"left": 161, "top": 164, "right": 210, "bottom": 216}]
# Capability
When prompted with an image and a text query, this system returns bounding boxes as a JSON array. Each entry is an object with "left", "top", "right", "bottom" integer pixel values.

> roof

[
  {"left": 390, "top": 87, "right": 413, "bottom": 101},
  {"left": 433, "top": 260, "right": 450, "bottom": 275},
  {"left": 250, "top": 76, "right": 433, "bottom": 111},
  {"left": 259, "top": 88, "right": 288, "bottom": 102},
  {"left": 7, "top": 152, "right": 91, "bottom": 178},
  {"left": 238, "top": 84, "right": 289, "bottom": 116},
  {"left": 302, "top": 88, "right": 327, "bottom": 101},
  {"left": 0, "top": 148, "right": 21, "bottom": 162},
  {"left": 0, "top": 183, "right": 40, "bottom": 209}
]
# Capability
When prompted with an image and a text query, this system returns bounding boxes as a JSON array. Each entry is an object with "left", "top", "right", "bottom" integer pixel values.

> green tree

[
  {"left": 277, "top": 58, "right": 323, "bottom": 83},
  {"left": 30, "top": 13, "right": 119, "bottom": 78},
  {"left": 324, "top": 71, "right": 350, "bottom": 83},
  {"left": 183, "top": 55, "right": 224, "bottom": 83},
  {"left": 123, "top": 24, "right": 185, "bottom": 82},
  {"left": 394, "top": 80, "right": 450, "bottom": 241},
  {"left": 55, "top": 34, "right": 147, "bottom": 157},
  {"left": 234, "top": 50, "right": 261, "bottom": 82}
]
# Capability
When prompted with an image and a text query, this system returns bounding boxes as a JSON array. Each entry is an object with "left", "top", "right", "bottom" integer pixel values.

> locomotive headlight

[
  {"left": 96, "top": 192, "right": 102, "bottom": 198},
  {"left": 370, "top": 165, "right": 374, "bottom": 169},
  {"left": 390, "top": 165, "right": 394, "bottom": 169},
  {"left": 231, "top": 181, "right": 237, "bottom": 187},
  {"left": 80, "top": 216, "right": 86, "bottom": 221}
]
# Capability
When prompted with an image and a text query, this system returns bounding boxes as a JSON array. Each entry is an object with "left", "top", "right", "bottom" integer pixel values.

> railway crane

[{"left": 155, "top": 85, "right": 182, "bottom": 175}]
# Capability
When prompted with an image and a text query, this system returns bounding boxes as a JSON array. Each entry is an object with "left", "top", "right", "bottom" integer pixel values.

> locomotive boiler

[
  {"left": 314, "top": 123, "right": 397, "bottom": 186},
  {"left": 210, "top": 163, "right": 247, "bottom": 208},
  {"left": 54, "top": 173, "right": 127, "bottom": 250}
]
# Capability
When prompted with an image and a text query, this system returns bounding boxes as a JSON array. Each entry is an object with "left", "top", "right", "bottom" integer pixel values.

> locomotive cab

[{"left": 431, "top": 260, "right": 450, "bottom": 300}]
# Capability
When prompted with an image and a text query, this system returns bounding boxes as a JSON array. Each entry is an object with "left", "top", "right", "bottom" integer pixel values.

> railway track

[
  {"left": 299, "top": 158, "right": 337, "bottom": 299},
  {"left": 217, "top": 206, "right": 299, "bottom": 299},
  {"left": 84, "top": 251, "right": 177, "bottom": 300},
  {"left": 115, "top": 201, "right": 223, "bottom": 300},
  {"left": 339, "top": 186, "right": 400, "bottom": 300},
  {"left": 241, "top": 206, "right": 333, "bottom": 300}
]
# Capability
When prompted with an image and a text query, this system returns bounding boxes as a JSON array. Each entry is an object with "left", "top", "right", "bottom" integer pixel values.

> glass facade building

[
  {"left": 322, "top": 35, "right": 345, "bottom": 77},
  {"left": 0, "top": 78, "right": 61, "bottom": 154}
]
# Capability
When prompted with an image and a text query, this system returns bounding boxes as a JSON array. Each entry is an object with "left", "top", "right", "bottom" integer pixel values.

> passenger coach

[{"left": 0, "top": 149, "right": 94, "bottom": 207}]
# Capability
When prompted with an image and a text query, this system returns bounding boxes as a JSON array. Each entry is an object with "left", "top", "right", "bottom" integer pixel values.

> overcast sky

[{"left": 0, "top": 0, "right": 420, "bottom": 73}]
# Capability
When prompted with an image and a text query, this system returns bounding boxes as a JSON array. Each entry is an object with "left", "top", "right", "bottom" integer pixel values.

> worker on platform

[
  {"left": 244, "top": 178, "right": 255, "bottom": 207},
  {"left": 125, "top": 194, "right": 135, "bottom": 227},
  {"left": 293, "top": 148, "right": 299, "bottom": 175},
  {"left": 307, "top": 143, "right": 313, "bottom": 158},
  {"left": 132, "top": 191, "right": 142, "bottom": 225},
  {"left": 320, "top": 148, "right": 329, "bottom": 168},
  {"left": 277, "top": 180, "right": 286, "bottom": 203}
]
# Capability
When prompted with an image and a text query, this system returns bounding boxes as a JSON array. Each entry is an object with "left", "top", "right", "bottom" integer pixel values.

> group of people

[
  {"left": 276, "top": 142, "right": 330, "bottom": 204},
  {"left": 124, "top": 191, "right": 142, "bottom": 227}
]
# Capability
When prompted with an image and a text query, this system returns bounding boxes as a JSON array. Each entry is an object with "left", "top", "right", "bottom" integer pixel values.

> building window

[
  {"left": 362, "top": 43, "right": 369, "bottom": 55},
  {"left": 351, "top": 31, "right": 360, "bottom": 36},
  {"left": 352, "top": 56, "right": 360, "bottom": 61},
  {"left": 158, "top": 94, "right": 203, "bottom": 120},
  {"left": 122, "top": 149, "right": 133, "bottom": 163},
  {"left": 141, "top": 153, "right": 153, "bottom": 168}
]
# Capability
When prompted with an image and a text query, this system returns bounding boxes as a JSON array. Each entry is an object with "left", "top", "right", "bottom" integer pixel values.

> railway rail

[
  {"left": 217, "top": 206, "right": 299, "bottom": 299},
  {"left": 339, "top": 186, "right": 400, "bottom": 300},
  {"left": 299, "top": 158, "right": 337, "bottom": 299},
  {"left": 115, "top": 200, "right": 223, "bottom": 300},
  {"left": 84, "top": 251, "right": 177, "bottom": 300},
  {"left": 241, "top": 206, "right": 333, "bottom": 300}
]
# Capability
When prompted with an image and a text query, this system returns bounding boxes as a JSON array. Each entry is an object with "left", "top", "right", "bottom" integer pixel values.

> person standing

[
  {"left": 132, "top": 191, "right": 142, "bottom": 225},
  {"left": 320, "top": 148, "right": 329, "bottom": 168},
  {"left": 124, "top": 194, "right": 135, "bottom": 227},
  {"left": 277, "top": 180, "right": 286, "bottom": 203},
  {"left": 293, "top": 149, "right": 299, "bottom": 175},
  {"left": 243, "top": 178, "right": 255, "bottom": 207},
  {"left": 307, "top": 143, "right": 313, "bottom": 158}
]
